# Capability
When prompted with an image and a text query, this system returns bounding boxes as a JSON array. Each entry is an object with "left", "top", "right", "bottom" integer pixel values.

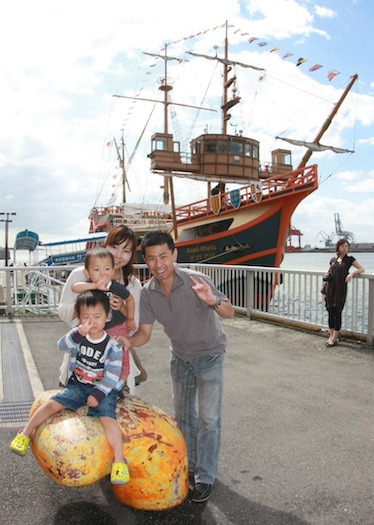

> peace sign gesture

[{"left": 189, "top": 276, "right": 216, "bottom": 306}]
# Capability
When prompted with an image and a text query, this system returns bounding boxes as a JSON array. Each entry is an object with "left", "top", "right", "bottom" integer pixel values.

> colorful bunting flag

[
  {"left": 296, "top": 57, "right": 307, "bottom": 67},
  {"left": 309, "top": 63, "right": 323, "bottom": 72},
  {"left": 258, "top": 41, "right": 268, "bottom": 47},
  {"left": 327, "top": 70, "right": 340, "bottom": 81},
  {"left": 282, "top": 52, "right": 293, "bottom": 59},
  {"left": 248, "top": 37, "right": 258, "bottom": 44}
]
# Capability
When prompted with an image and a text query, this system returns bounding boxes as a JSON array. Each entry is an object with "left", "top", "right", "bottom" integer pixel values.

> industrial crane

[{"left": 334, "top": 213, "right": 355, "bottom": 243}]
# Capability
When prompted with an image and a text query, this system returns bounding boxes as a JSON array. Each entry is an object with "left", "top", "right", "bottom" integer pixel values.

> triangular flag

[
  {"left": 327, "top": 70, "right": 340, "bottom": 81},
  {"left": 296, "top": 57, "right": 307, "bottom": 67},
  {"left": 282, "top": 52, "right": 293, "bottom": 59},
  {"left": 270, "top": 47, "right": 280, "bottom": 53},
  {"left": 258, "top": 41, "right": 268, "bottom": 47},
  {"left": 106, "top": 140, "right": 113, "bottom": 148},
  {"left": 248, "top": 37, "right": 258, "bottom": 44},
  {"left": 309, "top": 63, "right": 323, "bottom": 72}
]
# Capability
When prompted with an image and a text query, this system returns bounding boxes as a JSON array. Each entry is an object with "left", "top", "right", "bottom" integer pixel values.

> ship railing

[
  {"left": 0, "top": 263, "right": 372, "bottom": 345},
  {"left": 175, "top": 165, "right": 318, "bottom": 222}
]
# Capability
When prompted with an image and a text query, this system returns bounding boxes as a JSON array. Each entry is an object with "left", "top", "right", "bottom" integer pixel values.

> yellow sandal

[
  {"left": 10, "top": 433, "right": 30, "bottom": 456},
  {"left": 110, "top": 461, "right": 130, "bottom": 485}
]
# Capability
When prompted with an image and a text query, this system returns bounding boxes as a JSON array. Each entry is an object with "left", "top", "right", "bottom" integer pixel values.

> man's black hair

[
  {"left": 75, "top": 290, "right": 110, "bottom": 317},
  {"left": 140, "top": 230, "right": 175, "bottom": 256}
]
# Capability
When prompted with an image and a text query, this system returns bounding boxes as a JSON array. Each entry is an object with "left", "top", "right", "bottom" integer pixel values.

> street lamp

[{"left": 0, "top": 212, "right": 16, "bottom": 266}]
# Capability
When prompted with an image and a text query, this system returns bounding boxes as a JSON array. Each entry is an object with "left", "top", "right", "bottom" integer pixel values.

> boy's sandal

[
  {"left": 10, "top": 433, "right": 30, "bottom": 456},
  {"left": 110, "top": 461, "right": 130, "bottom": 485}
]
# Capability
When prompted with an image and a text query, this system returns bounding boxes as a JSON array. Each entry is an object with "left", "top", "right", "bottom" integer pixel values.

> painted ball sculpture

[{"left": 29, "top": 391, "right": 188, "bottom": 510}]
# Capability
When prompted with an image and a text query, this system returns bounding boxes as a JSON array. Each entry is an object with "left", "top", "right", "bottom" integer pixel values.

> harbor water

[{"left": 282, "top": 251, "right": 374, "bottom": 274}]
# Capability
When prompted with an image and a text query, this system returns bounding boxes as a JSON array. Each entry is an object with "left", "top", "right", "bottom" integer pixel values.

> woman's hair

[
  {"left": 336, "top": 238, "right": 350, "bottom": 254},
  {"left": 103, "top": 225, "right": 138, "bottom": 285}
]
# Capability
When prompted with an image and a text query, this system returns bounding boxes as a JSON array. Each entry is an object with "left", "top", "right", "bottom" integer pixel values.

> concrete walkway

[{"left": 1, "top": 315, "right": 373, "bottom": 524}]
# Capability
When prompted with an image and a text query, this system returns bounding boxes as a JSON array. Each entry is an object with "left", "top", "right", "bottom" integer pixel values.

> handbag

[{"left": 321, "top": 257, "right": 338, "bottom": 294}]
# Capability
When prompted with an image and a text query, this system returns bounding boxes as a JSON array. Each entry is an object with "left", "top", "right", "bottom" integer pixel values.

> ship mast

[
  {"left": 113, "top": 130, "right": 127, "bottom": 203},
  {"left": 297, "top": 73, "right": 358, "bottom": 169}
]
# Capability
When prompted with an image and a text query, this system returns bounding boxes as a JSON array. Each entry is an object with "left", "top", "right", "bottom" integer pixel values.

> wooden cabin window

[
  {"left": 253, "top": 144, "right": 259, "bottom": 159},
  {"left": 217, "top": 140, "right": 228, "bottom": 153},
  {"left": 229, "top": 141, "right": 243, "bottom": 155},
  {"left": 154, "top": 137, "right": 168, "bottom": 151},
  {"left": 244, "top": 143, "right": 252, "bottom": 157},
  {"left": 205, "top": 140, "right": 217, "bottom": 153}
]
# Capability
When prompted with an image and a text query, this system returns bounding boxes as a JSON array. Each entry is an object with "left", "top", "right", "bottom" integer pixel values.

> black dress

[{"left": 325, "top": 255, "right": 355, "bottom": 311}]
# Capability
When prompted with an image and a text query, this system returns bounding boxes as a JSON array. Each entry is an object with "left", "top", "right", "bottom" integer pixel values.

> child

[
  {"left": 10, "top": 290, "right": 130, "bottom": 485},
  {"left": 72, "top": 247, "right": 136, "bottom": 387}
]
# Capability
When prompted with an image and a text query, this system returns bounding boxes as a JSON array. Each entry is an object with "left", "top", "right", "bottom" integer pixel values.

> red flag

[
  {"left": 106, "top": 140, "right": 113, "bottom": 148},
  {"left": 248, "top": 37, "right": 258, "bottom": 44},
  {"left": 327, "top": 70, "right": 340, "bottom": 81},
  {"left": 309, "top": 63, "right": 323, "bottom": 72}
]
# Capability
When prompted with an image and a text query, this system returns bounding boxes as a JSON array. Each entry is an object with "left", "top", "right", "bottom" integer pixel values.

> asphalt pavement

[{"left": 1, "top": 315, "right": 374, "bottom": 525}]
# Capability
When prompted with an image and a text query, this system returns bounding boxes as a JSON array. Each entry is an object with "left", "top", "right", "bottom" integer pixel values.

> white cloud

[{"left": 314, "top": 5, "right": 336, "bottom": 18}]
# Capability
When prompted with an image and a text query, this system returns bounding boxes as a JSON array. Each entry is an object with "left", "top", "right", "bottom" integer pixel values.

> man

[{"left": 125, "top": 231, "right": 234, "bottom": 503}]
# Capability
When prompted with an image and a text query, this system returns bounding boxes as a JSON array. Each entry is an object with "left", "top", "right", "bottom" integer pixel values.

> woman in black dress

[{"left": 324, "top": 239, "right": 364, "bottom": 347}]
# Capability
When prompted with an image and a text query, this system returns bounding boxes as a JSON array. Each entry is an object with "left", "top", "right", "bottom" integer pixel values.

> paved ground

[{"left": 1, "top": 315, "right": 374, "bottom": 525}]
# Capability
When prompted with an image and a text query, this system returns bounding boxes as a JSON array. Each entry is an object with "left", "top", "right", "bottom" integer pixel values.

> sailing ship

[{"left": 89, "top": 23, "right": 357, "bottom": 272}]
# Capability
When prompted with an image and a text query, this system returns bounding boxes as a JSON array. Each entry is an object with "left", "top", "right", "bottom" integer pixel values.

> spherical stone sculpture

[{"left": 29, "top": 390, "right": 188, "bottom": 510}]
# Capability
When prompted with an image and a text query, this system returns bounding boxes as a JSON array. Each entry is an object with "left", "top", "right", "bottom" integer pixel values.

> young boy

[
  {"left": 72, "top": 247, "right": 136, "bottom": 334},
  {"left": 10, "top": 290, "right": 130, "bottom": 485},
  {"left": 72, "top": 248, "right": 136, "bottom": 386}
]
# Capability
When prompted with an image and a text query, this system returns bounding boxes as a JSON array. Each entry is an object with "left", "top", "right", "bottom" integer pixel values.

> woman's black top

[{"left": 325, "top": 255, "right": 355, "bottom": 310}]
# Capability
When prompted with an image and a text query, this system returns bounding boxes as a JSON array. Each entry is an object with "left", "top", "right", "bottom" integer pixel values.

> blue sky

[{"left": 0, "top": 0, "right": 373, "bottom": 255}]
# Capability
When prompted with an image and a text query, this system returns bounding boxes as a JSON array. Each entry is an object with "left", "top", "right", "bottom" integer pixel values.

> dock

[{"left": 1, "top": 315, "right": 374, "bottom": 524}]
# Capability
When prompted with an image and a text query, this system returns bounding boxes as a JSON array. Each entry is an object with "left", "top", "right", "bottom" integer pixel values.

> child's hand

[
  {"left": 126, "top": 319, "right": 136, "bottom": 332},
  {"left": 95, "top": 275, "right": 110, "bottom": 291},
  {"left": 86, "top": 395, "right": 99, "bottom": 408},
  {"left": 78, "top": 318, "right": 93, "bottom": 337}
]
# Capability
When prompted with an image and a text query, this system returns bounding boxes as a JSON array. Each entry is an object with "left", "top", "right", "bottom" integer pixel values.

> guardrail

[{"left": 0, "top": 264, "right": 373, "bottom": 345}]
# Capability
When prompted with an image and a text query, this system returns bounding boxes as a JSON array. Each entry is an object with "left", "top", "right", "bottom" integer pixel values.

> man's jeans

[{"left": 170, "top": 352, "right": 224, "bottom": 485}]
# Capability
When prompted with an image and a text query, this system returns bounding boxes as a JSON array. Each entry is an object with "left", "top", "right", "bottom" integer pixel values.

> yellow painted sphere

[
  {"left": 114, "top": 396, "right": 188, "bottom": 510},
  {"left": 29, "top": 391, "right": 188, "bottom": 510}
]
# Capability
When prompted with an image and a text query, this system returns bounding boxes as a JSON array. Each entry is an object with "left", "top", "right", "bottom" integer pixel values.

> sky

[{"left": 1, "top": 0, "right": 373, "bottom": 256}]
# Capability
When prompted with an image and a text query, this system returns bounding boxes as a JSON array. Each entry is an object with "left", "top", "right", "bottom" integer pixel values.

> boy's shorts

[{"left": 51, "top": 379, "right": 118, "bottom": 419}]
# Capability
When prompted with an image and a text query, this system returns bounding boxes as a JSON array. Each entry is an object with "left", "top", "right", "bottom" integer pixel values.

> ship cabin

[{"left": 149, "top": 132, "right": 292, "bottom": 181}]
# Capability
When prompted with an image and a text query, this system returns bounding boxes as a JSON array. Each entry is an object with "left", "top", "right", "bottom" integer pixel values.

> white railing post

[
  {"left": 246, "top": 269, "right": 254, "bottom": 318},
  {"left": 367, "top": 278, "right": 374, "bottom": 346}
]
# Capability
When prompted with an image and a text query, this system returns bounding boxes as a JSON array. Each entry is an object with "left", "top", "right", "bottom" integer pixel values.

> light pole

[{"left": 0, "top": 212, "right": 16, "bottom": 266}]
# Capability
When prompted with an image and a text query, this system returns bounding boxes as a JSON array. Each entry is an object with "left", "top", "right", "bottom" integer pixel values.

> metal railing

[{"left": 1, "top": 264, "right": 373, "bottom": 345}]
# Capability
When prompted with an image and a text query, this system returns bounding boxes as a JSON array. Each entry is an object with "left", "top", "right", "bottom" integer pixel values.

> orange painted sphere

[{"left": 29, "top": 391, "right": 188, "bottom": 510}]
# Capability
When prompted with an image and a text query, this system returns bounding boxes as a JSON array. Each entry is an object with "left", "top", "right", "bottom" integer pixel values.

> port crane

[{"left": 334, "top": 213, "right": 355, "bottom": 243}]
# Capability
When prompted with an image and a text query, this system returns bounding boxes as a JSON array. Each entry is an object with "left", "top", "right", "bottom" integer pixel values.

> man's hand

[{"left": 189, "top": 276, "right": 216, "bottom": 306}]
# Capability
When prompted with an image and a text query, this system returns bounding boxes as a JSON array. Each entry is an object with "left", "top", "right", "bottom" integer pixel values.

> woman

[
  {"left": 323, "top": 239, "right": 364, "bottom": 347},
  {"left": 58, "top": 225, "right": 146, "bottom": 392}
]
